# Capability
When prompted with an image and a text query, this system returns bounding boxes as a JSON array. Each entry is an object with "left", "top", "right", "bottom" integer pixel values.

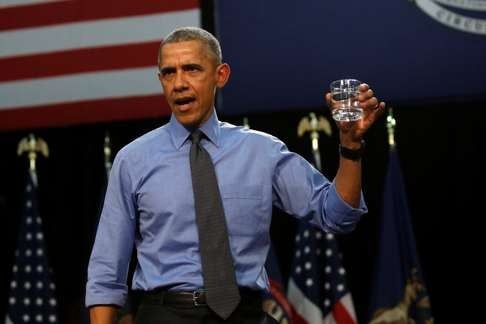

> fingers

[
  {"left": 324, "top": 92, "right": 332, "bottom": 107},
  {"left": 326, "top": 83, "right": 384, "bottom": 113},
  {"left": 359, "top": 83, "right": 370, "bottom": 92},
  {"left": 359, "top": 84, "right": 383, "bottom": 110},
  {"left": 362, "top": 96, "right": 379, "bottom": 110},
  {"left": 377, "top": 101, "right": 386, "bottom": 114},
  {"left": 325, "top": 92, "right": 331, "bottom": 104},
  {"left": 369, "top": 101, "right": 386, "bottom": 121},
  {"left": 359, "top": 88, "right": 374, "bottom": 101}
]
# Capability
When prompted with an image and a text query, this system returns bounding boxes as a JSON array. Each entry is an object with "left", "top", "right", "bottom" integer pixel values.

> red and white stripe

[
  {"left": 0, "top": 0, "right": 200, "bottom": 130},
  {"left": 287, "top": 278, "right": 357, "bottom": 324}
]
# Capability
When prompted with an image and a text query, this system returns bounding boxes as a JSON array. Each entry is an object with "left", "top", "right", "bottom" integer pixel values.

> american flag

[
  {"left": 0, "top": 0, "right": 200, "bottom": 131},
  {"left": 4, "top": 173, "right": 59, "bottom": 324},
  {"left": 287, "top": 221, "right": 357, "bottom": 324},
  {"left": 262, "top": 243, "right": 292, "bottom": 323}
]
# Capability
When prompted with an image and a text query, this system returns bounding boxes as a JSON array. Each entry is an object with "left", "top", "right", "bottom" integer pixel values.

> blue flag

[
  {"left": 5, "top": 173, "right": 59, "bottom": 324},
  {"left": 368, "top": 149, "right": 433, "bottom": 323}
]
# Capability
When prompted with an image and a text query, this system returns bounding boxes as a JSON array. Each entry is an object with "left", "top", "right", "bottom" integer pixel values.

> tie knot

[{"left": 190, "top": 129, "right": 203, "bottom": 145}]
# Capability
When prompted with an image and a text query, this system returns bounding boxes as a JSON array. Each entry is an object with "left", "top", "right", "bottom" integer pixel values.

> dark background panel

[{"left": 215, "top": 0, "right": 486, "bottom": 114}]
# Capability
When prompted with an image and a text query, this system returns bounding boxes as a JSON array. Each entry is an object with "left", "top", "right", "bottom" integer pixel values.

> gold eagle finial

[{"left": 17, "top": 134, "right": 49, "bottom": 186}]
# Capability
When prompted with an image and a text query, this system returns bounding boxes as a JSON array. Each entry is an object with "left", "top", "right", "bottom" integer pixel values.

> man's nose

[{"left": 174, "top": 71, "right": 188, "bottom": 91}]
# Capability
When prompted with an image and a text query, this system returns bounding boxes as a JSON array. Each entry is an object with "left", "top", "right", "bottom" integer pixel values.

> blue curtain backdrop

[{"left": 215, "top": 0, "right": 486, "bottom": 115}]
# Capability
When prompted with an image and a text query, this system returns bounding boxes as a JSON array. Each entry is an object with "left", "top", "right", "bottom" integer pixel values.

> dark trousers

[{"left": 134, "top": 291, "right": 278, "bottom": 324}]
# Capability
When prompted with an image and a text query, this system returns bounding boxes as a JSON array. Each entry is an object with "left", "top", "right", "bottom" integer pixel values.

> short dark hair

[{"left": 157, "top": 26, "right": 222, "bottom": 68}]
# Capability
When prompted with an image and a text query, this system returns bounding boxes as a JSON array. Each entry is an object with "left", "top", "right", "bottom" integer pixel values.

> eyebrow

[
  {"left": 182, "top": 63, "right": 203, "bottom": 71},
  {"left": 159, "top": 64, "right": 203, "bottom": 74}
]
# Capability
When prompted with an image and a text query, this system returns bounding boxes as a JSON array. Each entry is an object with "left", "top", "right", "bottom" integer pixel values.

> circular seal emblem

[{"left": 414, "top": 0, "right": 486, "bottom": 35}]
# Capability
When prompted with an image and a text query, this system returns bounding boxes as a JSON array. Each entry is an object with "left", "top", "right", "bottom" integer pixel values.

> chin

[{"left": 177, "top": 115, "right": 199, "bottom": 128}]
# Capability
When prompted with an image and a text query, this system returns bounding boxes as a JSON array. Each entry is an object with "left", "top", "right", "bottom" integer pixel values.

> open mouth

[{"left": 174, "top": 97, "right": 196, "bottom": 107}]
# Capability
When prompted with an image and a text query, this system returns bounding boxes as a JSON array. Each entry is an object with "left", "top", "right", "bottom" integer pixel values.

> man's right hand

[{"left": 89, "top": 305, "right": 118, "bottom": 324}]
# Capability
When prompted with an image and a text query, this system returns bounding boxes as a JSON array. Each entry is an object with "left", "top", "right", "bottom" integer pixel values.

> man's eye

[
  {"left": 185, "top": 65, "right": 201, "bottom": 72},
  {"left": 160, "top": 71, "right": 175, "bottom": 81}
]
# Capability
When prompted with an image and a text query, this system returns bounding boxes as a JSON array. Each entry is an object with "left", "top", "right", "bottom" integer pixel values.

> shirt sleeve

[
  {"left": 271, "top": 140, "right": 367, "bottom": 233},
  {"left": 85, "top": 151, "right": 137, "bottom": 307}
]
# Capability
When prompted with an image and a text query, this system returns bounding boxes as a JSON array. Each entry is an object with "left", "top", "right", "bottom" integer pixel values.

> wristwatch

[{"left": 339, "top": 140, "right": 365, "bottom": 161}]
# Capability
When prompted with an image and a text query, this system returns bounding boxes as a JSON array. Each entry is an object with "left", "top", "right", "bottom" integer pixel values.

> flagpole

[
  {"left": 104, "top": 131, "right": 112, "bottom": 178},
  {"left": 17, "top": 133, "right": 49, "bottom": 187},
  {"left": 243, "top": 117, "right": 250, "bottom": 129},
  {"left": 297, "top": 112, "right": 332, "bottom": 171},
  {"left": 386, "top": 107, "right": 396, "bottom": 151}
]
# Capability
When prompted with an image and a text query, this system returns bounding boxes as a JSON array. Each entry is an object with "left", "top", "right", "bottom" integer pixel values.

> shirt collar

[{"left": 168, "top": 110, "right": 221, "bottom": 150}]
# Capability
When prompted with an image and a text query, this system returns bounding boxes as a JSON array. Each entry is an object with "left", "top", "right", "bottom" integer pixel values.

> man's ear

[{"left": 215, "top": 63, "right": 231, "bottom": 88}]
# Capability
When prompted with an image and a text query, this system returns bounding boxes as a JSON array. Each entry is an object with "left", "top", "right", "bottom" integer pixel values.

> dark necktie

[{"left": 189, "top": 129, "right": 241, "bottom": 319}]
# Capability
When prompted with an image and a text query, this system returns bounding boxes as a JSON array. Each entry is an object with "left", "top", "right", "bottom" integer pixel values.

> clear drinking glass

[{"left": 330, "top": 79, "right": 362, "bottom": 122}]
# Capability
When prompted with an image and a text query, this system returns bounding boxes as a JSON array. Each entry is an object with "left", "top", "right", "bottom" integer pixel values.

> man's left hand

[{"left": 325, "top": 83, "right": 385, "bottom": 147}]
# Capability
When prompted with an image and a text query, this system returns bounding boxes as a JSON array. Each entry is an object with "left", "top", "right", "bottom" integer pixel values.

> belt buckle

[{"left": 192, "top": 290, "right": 206, "bottom": 307}]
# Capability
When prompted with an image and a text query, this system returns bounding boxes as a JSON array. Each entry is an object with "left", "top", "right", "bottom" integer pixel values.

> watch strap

[{"left": 339, "top": 140, "right": 365, "bottom": 161}]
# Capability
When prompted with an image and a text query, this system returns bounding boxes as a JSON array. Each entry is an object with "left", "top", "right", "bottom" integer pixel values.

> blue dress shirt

[{"left": 86, "top": 111, "right": 367, "bottom": 307}]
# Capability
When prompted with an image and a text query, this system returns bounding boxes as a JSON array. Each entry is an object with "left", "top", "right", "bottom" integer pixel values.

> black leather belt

[{"left": 141, "top": 288, "right": 262, "bottom": 308}]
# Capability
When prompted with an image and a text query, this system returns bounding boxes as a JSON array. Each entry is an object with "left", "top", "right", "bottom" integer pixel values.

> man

[{"left": 86, "top": 26, "right": 385, "bottom": 324}]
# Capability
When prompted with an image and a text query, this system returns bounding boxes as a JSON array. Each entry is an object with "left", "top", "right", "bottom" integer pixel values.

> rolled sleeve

[
  {"left": 323, "top": 181, "right": 367, "bottom": 233},
  {"left": 85, "top": 280, "right": 127, "bottom": 307}
]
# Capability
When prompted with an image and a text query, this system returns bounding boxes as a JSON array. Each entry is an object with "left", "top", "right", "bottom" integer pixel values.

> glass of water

[{"left": 329, "top": 79, "right": 362, "bottom": 122}]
